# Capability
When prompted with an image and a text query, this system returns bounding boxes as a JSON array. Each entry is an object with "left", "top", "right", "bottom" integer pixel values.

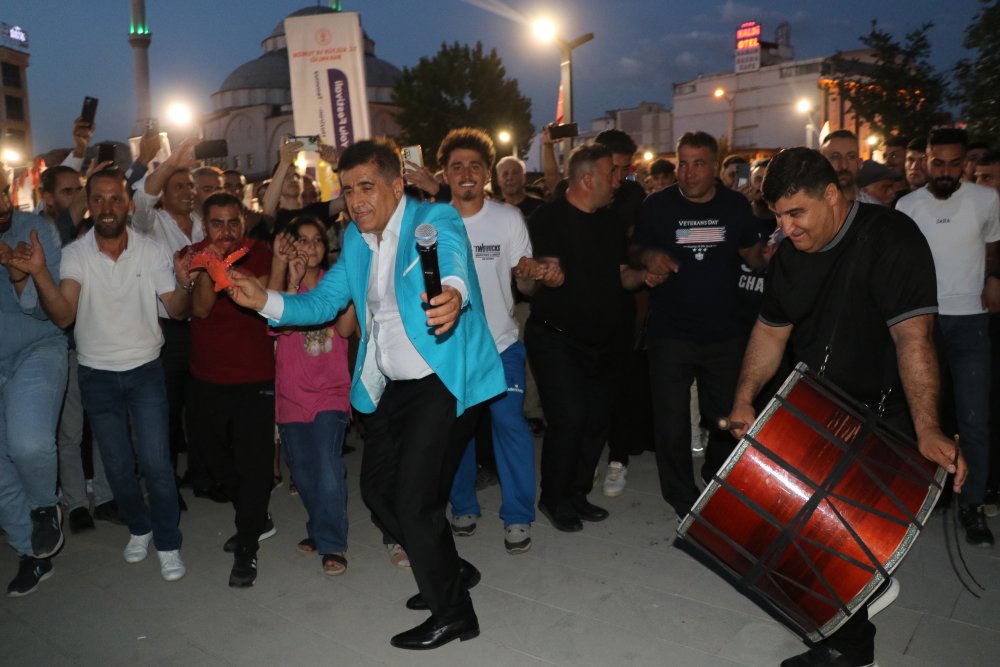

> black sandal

[
  {"left": 297, "top": 538, "right": 316, "bottom": 554},
  {"left": 322, "top": 553, "right": 347, "bottom": 576}
]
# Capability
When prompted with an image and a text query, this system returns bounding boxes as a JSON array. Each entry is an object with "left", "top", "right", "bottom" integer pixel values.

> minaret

[{"left": 128, "top": 0, "right": 152, "bottom": 136}]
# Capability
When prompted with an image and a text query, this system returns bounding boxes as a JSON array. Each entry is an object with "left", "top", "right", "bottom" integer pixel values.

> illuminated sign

[
  {"left": 735, "top": 21, "right": 761, "bottom": 50},
  {"left": 734, "top": 21, "right": 761, "bottom": 73}
]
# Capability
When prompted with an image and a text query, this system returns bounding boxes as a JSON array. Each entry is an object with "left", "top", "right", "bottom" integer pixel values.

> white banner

[{"left": 284, "top": 12, "right": 370, "bottom": 150}]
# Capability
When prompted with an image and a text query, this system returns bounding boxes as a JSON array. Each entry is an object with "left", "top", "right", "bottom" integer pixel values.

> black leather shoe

[
  {"left": 538, "top": 501, "right": 583, "bottom": 532},
  {"left": 68, "top": 507, "right": 95, "bottom": 534},
  {"left": 406, "top": 560, "right": 481, "bottom": 610},
  {"left": 571, "top": 497, "right": 609, "bottom": 522},
  {"left": 390, "top": 613, "right": 480, "bottom": 650},
  {"left": 780, "top": 645, "right": 874, "bottom": 667}
]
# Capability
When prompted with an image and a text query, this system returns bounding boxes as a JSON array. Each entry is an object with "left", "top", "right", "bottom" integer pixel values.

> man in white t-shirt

[
  {"left": 897, "top": 128, "right": 1000, "bottom": 548},
  {"left": 439, "top": 128, "right": 553, "bottom": 554},
  {"left": 11, "top": 167, "right": 195, "bottom": 580}
]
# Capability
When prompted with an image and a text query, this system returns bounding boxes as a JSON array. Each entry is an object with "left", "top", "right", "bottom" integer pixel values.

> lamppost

[
  {"left": 533, "top": 18, "right": 594, "bottom": 155},
  {"left": 714, "top": 87, "right": 736, "bottom": 150},
  {"left": 796, "top": 98, "right": 818, "bottom": 149},
  {"left": 497, "top": 130, "right": 515, "bottom": 157}
]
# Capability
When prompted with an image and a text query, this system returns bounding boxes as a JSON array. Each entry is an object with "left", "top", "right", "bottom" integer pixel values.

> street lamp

[
  {"left": 166, "top": 101, "right": 193, "bottom": 127},
  {"left": 643, "top": 151, "right": 654, "bottom": 161},
  {"left": 533, "top": 18, "right": 594, "bottom": 154},
  {"left": 714, "top": 87, "right": 735, "bottom": 150},
  {"left": 497, "top": 130, "right": 515, "bottom": 156},
  {"left": 796, "top": 98, "right": 818, "bottom": 149},
  {"left": 1, "top": 148, "right": 22, "bottom": 165}
]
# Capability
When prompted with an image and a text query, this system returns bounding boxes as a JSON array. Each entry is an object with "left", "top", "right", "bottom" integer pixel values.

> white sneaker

[
  {"left": 157, "top": 550, "right": 186, "bottom": 581},
  {"left": 124, "top": 532, "right": 153, "bottom": 563},
  {"left": 603, "top": 462, "right": 627, "bottom": 497}
]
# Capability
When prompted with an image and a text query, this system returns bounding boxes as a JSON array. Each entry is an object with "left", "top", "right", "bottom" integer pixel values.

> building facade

[{"left": 1, "top": 22, "right": 31, "bottom": 162}]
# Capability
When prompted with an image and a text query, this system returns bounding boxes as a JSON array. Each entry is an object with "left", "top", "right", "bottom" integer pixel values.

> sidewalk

[{"left": 2, "top": 432, "right": 998, "bottom": 666}]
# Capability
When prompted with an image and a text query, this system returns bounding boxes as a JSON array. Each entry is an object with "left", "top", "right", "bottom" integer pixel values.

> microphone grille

[{"left": 415, "top": 223, "right": 438, "bottom": 248}]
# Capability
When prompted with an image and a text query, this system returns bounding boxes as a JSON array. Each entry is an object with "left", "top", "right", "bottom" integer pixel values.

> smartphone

[
  {"left": 287, "top": 135, "right": 321, "bottom": 152},
  {"left": 735, "top": 163, "right": 751, "bottom": 190},
  {"left": 81, "top": 96, "right": 99, "bottom": 128},
  {"left": 96, "top": 142, "right": 116, "bottom": 165},
  {"left": 548, "top": 122, "right": 579, "bottom": 140},
  {"left": 144, "top": 118, "right": 159, "bottom": 137},
  {"left": 193, "top": 139, "right": 228, "bottom": 160},
  {"left": 402, "top": 145, "right": 423, "bottom": 168}
]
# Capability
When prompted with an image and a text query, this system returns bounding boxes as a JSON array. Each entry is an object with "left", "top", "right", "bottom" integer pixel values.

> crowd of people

[{"left": 0, "top": 109, "right": 997, "bottom": 663}]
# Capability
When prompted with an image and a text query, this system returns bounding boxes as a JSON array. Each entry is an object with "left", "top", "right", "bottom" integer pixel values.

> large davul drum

[{"left": 677, "top": 362, "right": 945, "bottom": 642}]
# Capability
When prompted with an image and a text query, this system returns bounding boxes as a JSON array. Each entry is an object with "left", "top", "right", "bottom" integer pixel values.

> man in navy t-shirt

[{"left": 634, "top": 131, "right": 764, "bottom": 519}]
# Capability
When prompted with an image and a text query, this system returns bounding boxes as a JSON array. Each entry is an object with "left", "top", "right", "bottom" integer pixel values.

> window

[
  {"left": 674, "top": 83, "right": 696, "bottom": 96},
  {"left": 233, "top": 155, "right": 240, "bottom": 169},
  {"left": 247, "top": 153, "right": 255, "bottom": 170},
  {"left": 4, "top": 95, "right": 24, "bottom": 121},
  {"left": 1, "top": 63, "right": 21, "bottom": 88},
  {"left": 780, "top": 63, "right": 822, "bottom": 79}
]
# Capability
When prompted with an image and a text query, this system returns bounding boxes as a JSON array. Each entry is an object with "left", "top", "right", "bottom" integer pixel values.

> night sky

[{"left": 3, "top": 0, "right": 984, "bottom": 154}]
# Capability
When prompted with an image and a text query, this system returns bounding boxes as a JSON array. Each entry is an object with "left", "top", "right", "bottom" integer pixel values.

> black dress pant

[
  {"left": 648, "top": 335, "right": 744, "bottom": 517},
  {"left": 525, "top": 317, "right": 613, "bottom": 512},
  {"left": 187, "top": 378, "right": 274, "bottom": 552},
  {"left": 360, "top": 374, "right": 482, "bottom": 621}
]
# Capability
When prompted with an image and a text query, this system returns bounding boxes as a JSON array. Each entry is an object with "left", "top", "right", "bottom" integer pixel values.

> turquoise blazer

[{"left": 273, "top": 196, "right": 505, "bottom": 415}]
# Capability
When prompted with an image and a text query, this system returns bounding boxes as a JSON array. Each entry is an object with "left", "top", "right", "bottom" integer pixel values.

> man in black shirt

[
  {"left": 525, "top": 144, "right": 648, "bottom": 532},
  {"left": 635, "top": 131, "right": 764, "bottom": 519},
  {"left": 727, "top": 147, "right": 966, "bottom": 667}
]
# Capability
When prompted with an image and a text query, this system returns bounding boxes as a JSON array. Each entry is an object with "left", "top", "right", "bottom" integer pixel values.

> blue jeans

[
  {"left": 78, "top": 359, "right": 181, "bottom": 551},
  {"left": 0, "top": 337, "right": 67, "bottom": 556},
  {"left": 450, "top": 341, "right": 537, "bottom": 526},
  {"left": 939, "top": 314, "right": 991, "bottom": 505},
  {"left": 279, "top": 410, "right": 349, "bottom": 554}
]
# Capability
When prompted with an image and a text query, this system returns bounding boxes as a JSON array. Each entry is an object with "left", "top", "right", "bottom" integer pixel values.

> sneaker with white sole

[
  {"left": 124, "top": 532, "right": 153, "bottom": 563},
  {"left": 867, "top": 577, "right": 899, "bottom": 618},
  {"left": 6, "top": 556, "right": 53, "bottom": 597},
  {"left": 386, "top": 543, "right": 410, "bottom": 570},
  {"left": 603, "top": 462, "right": 627, "bottom": 497},
  {"left": 504, "top": 524, "right": 531, "bottom": 554},
  {"left": 30, "top": 505, "right": 63, "bottom": 559},
  {"left": 157, "top": 550, "right": 186, "bottom": 582},
  {"left": 450, "top": 514, "right": 478, "bottom": 537}
]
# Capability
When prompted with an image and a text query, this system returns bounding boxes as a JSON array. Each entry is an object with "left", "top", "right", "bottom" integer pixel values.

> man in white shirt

[
  {"left": 10, "top": 167, "right": 194, "bottom": 581},
  {"left": 228, "top": 139, "right": 506, "bottom": 650},
  {"left": 437, "top": 128, "right": 550, "bottom": 554},
  {"left": 132, "top": 139, "right": 213, "bottom": 499},
  {"left": 897, "top": 128, "right": 1000, "bottom": 547}
]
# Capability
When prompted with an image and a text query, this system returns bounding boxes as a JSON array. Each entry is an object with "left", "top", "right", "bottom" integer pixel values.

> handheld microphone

[{"left": 415, "top": 223, "right": 442, "bottom": 299}]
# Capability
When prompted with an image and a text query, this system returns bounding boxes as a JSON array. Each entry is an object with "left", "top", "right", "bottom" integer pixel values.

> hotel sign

[{"left": 734, "top": 21, "right": 761, "bottom": 73}]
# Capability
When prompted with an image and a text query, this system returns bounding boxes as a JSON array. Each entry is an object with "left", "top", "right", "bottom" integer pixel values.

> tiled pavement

[{"left": 2, "top": 432, "right": 998, "bottom": 667}]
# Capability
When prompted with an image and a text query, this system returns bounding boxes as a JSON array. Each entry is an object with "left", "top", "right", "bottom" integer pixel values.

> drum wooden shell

[{"left": 677, "top": 363, "right": 945, "bottom": 641}]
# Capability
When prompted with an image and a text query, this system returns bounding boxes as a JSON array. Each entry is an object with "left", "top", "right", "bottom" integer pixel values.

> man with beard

[
  {"left": 636, "top": 131, "right": 764, "bottom": 520},
  {"left": 0, "top": 164, "right": 68, "bottom": 595},
  {"left": 437, "top": 128, "right": 540, "bottom": 553},
  {"left": 186, "top": 193, "right": 277, "bottom": 587},
  {"left": 134, "top": 141, "right": 213, "bottom": 499},
  {"left": 10, "top": 167, "right": 192, "bottom": 582},
  {"left": 897, "top": 128, "right": 1000, "bottom": 547},
  {"left": 820, "top": 130, "right": 863, "bottom": 202}
]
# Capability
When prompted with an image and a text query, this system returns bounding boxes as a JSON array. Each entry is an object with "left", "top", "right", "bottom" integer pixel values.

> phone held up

[
  {"left": 286, "top": 135, "right": 321, "bottom": 153},
  {"left": 80, "top": 96, "right": 99, "bottom": 128},
  {"left": 402, "top": 145, "right": 423, "bottom": 168},
  {"left": 193, "top": 139, "right": 228, "bottom": 161}
]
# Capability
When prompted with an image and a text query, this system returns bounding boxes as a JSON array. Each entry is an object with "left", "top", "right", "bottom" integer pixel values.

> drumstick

[{"left": 717, "top": 417, "right": 747, "bottom": 431}]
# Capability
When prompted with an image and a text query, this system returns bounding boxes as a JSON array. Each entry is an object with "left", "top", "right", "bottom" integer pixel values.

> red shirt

[{"left": 190, "top": 239, "right": 275, "bottom": 384}]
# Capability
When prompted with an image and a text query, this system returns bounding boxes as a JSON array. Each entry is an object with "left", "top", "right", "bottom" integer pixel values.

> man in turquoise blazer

[{"left": 230, "top": 139, "right": 504, "bottom": 650}]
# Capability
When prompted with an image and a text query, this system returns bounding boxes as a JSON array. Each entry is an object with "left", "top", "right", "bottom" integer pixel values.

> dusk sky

[{"left": 4, "top": 0, "right": 985, "bottom": 154}]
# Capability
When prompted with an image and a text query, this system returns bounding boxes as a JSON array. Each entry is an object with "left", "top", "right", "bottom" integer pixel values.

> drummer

[{"left": 727, "top": 147, "right": 966, "bottom": 667}]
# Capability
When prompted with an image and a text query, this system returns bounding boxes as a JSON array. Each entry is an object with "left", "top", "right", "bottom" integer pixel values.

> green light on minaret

[
  {"left": 329, "top": 1, "right": 342, "bottom": 10},
  {"left": 129, "top": 22, "right": 149, "bottom": 35}
]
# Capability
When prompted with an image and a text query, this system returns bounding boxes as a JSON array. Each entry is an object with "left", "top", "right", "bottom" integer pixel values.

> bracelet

[
  {"left": 288, "top": 284, "right": 300, "bottom": 292},
  {"left": 177, "top": 277, "right": 195, "bottom": 293}
]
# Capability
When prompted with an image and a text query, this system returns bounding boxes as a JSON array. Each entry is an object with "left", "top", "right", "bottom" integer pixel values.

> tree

[
  {"left": 829, "top": 22, "right": 949, "bottom": 139},
  {"left": 954, "top": 1, "right": 1000, "bottom": 139},
  {"left": 392, "top": 42, "right": 533, "bottom": 166}
]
